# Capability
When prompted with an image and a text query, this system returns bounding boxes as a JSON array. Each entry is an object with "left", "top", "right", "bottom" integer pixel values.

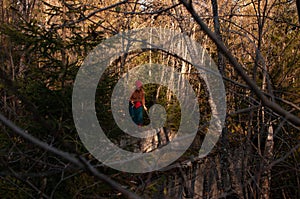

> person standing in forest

[{"left": 129, "top": 80, "right": 147, "bottom": 126}]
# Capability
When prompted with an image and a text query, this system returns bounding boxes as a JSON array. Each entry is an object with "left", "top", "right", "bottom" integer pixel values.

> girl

[{"left": 129, "top": 80, "right": 147, "bottom": 126}]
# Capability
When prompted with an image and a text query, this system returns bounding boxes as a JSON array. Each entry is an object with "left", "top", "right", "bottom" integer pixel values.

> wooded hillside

[{"left": 0, "top": 0, "right": 299, "bottom": 198}]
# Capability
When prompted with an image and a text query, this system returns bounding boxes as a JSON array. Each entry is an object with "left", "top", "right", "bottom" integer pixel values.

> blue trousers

[{"left": 129, "top": 103, "right": 143, "bottom": 125}]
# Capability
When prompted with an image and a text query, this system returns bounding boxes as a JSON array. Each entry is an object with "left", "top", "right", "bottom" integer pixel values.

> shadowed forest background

[{"left": 0, "top": 0, "right": 299, "bottom": 198}]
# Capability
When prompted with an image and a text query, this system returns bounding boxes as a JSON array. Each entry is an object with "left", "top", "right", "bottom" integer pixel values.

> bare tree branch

[
  {"left": 179, "top": 0, "right": 300, "bottom": 127},
  {"left": 0, "top": 113, "right": 142, "bottom": 199},
  {"left": 268, "top": 142, "right": 300, "bottom": 169},
  {"left": 296, "top": 0, "right": 300, "bottom": 24},
  {"left": 53, "top": 0, "right": 129, "bottom": 29}
]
